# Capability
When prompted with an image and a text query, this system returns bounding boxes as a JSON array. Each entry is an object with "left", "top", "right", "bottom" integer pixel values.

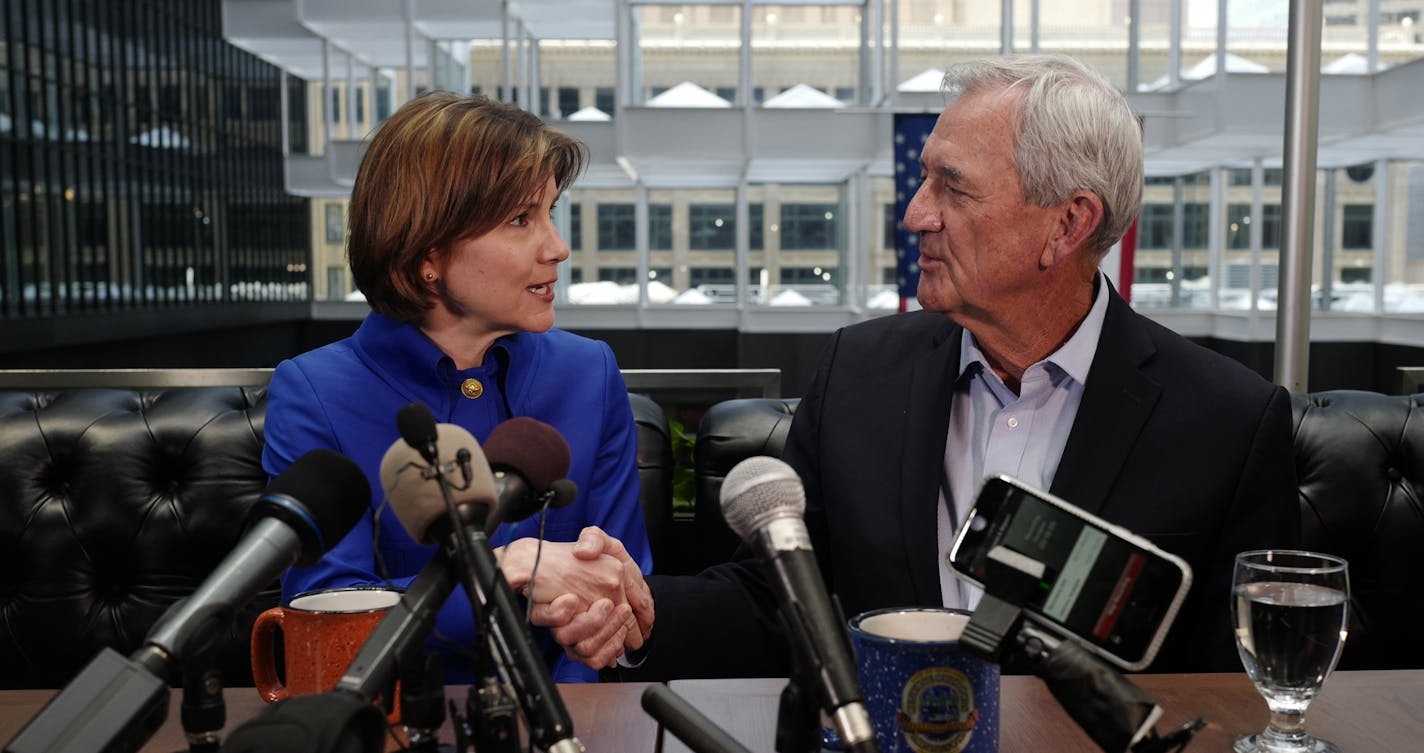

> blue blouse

[{"left": 261, "top": 312, "right": 652, "bottom": 683}]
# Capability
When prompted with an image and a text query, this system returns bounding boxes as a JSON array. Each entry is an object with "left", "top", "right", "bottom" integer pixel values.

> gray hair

[{"left": 942, "top": 55, "right": 1144, "bottom": 258}]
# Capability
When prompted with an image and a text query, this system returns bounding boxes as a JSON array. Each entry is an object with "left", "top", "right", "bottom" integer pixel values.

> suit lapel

[
  {"left": 900, "top": 319, "right": 962, "bottom": 606},
  {"left": 1050, "top": 289, "right": 1161, "bottom": 517}
]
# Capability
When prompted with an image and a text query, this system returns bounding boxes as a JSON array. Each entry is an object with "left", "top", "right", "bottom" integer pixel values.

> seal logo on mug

[
  {"left": 895, "top": 666, "right": 980, "bottom": 753},
  {"left": 849, "top": 607, "right": 1000, "bottom": 753}
]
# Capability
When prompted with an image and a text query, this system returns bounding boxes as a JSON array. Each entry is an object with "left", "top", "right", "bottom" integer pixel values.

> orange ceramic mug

[{"left": 251, "top": 587, "right": 403, "bottom": 722}]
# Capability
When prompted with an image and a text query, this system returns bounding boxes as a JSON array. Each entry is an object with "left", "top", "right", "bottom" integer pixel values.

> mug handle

[{"left": 250, "top": 607, "right": 288, "bottom": 704}]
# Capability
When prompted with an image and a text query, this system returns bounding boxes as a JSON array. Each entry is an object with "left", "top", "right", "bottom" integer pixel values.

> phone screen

[{"left": 950, "top": 476, "right": 1190, "bottom": 669}]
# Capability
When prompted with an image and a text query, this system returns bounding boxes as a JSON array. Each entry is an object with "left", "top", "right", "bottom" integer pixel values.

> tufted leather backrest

[
  {"left": 692, "top": 398, "right": 801, "bottom": 569},
  {"left": 0, "top": 386, "right": 676, "bottom": 689},
  {"left": 1291, "top": 390, "right": 1424, "bottom": 670},
  {"left": 0, "top": 387, "right": 269, "bottom": 689},
  {"left": 694, "top": 391, "right": 1424, "bottom": 671},
  {"left": 629, "top": 393, "right": 675, "bottom": 571}
]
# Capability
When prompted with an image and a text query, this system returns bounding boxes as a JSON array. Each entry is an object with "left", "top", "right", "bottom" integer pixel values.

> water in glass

[{"left": 1231, "top": 550, "right": 1349, "bottom": 753}]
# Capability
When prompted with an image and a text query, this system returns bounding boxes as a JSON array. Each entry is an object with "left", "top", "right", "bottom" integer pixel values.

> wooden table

[
  {"left": 666, "top": 671, "right": 1424, "bottom": 753},
  {"left": 5, "top": 672, "right": 1420, "bottom": 753},
  {"left": 0, "top": 683, "right": 660, "bottom": 753}
]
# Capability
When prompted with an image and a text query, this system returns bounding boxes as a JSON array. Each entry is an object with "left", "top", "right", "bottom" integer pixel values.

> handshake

[{"left": 498, "top": 526, "right": 655, "bottom": 670}]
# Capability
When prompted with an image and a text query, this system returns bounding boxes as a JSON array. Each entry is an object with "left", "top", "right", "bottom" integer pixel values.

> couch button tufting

[{"left": 1386, "top": 466, "right": 1402, "bottom": 482}]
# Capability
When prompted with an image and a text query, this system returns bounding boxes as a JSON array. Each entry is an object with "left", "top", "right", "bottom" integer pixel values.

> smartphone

[{"left": 948, "top": 474, "right": 1192, "bottom": 671}]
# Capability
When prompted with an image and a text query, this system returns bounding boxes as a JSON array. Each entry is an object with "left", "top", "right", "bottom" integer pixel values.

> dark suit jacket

[{"left": 635, "top": 289, "right": 1298, "bottom": 678}]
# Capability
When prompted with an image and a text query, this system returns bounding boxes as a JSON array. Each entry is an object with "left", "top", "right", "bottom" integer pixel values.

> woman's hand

[{"left": 504, "top": 526, "right": 655, "bottom": 669}]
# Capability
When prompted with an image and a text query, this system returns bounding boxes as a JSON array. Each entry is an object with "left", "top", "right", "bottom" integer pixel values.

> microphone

[
  {"left": 382, "top": 416, "right": 584, "bottom": 753},
  {"left": 720, "top": 456, "right": 877, "bottom": 753},
  {"left": 641, "top": 686, "right": 753, "bottom": 753},
  {"left": 482, "top": 417, "right": 578, "bottom": 535},
  {"left": 4, "top": 449, "right": 369, "bottom": 753},
  {"left": 380, "top": 422, "right": 497, "bottom": 539},
  {"left": 332, "top": 432, "right": 502, "bottom": 706},
  {"left": 397, "top": 403, "right": 440, "bottom": 465}
]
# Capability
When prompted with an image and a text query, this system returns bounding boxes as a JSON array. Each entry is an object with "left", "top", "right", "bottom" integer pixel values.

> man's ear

[{"left": 1040, "top": 191, "right": 1104, "bottom": 268}]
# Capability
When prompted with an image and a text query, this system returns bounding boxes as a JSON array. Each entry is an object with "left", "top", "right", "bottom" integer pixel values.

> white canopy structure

[
  {"left": 646, "top": 82, "right": 731, "bottom": 108},
  {"left": 763, "top": 84, "right": 842, "bottom": 108}
]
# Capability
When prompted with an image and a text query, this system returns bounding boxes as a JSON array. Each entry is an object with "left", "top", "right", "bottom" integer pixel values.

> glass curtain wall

[{"left": 1, "top": 0, "right": 309, "bottom": 319}]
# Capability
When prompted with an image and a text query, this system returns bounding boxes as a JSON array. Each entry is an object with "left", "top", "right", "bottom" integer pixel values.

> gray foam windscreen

[
  {"left": 379, "top": 422, "right": 497, "bottom": 544},
  {"left": 719, "top": 455, "right": 806, "bottom": 542}
]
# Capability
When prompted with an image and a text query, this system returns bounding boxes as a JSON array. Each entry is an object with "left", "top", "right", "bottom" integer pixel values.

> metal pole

[
  {"left": 1001, "top": 0, "right": 1013, "bottom": 55},
  {"left": 1030, "top": 0, "right": 1040, "bottom": 53},
  {"left": 1273, "top": 0, "right": 1323, "bottom": 393},
  {"left": 1168, "top": 0, "right": 1182, "bottom": 89},
  {"left": 1127, "top": 0, "right": 1141, "bottom": 91},
  {"left": 1367, "top": 0, "right": 1381, "bottom": 73}
]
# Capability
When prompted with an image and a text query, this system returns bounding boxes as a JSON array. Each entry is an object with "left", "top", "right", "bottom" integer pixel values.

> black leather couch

[
  {"left": 1, "top": 381, "right": 1419, "bottom": 689},
  {"left": 0, "top": 383, "right": 673, "bottom": 690},
  {"left": 689, "top": 391, "right": 1424, "bottom": 672}
]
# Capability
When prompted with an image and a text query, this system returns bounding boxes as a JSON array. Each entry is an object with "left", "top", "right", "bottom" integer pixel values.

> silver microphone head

[
  {"left": 379, "top": 422, "right": 497, "bottom": 544},
  {"left": 719, "top": 455, "right": 806, "bottom": 542}
]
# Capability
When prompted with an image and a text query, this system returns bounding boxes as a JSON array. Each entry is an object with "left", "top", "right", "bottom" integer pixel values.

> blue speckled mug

[{"left": 848, "top": 608, "right": 1000, "bottom": 753}]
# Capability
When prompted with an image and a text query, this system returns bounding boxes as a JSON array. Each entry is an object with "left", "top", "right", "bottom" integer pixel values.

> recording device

[
  {"left": 4, "top": 449, "right": 369, "bottom": 753},
  {"left": 482, "top": 417, "right": 579, "bottom": 535},
  {"left": 382, "top": 406, "right": 584, "bottom": 753},
  {"left": 720, "top": 456, "right": 878, "bottom": 753},
  {"left": 948, "top": 474, "right": 1199, "bottom": 752},
  {"left": 948, "top": 474, "right": 1192, "bottom": 671}
]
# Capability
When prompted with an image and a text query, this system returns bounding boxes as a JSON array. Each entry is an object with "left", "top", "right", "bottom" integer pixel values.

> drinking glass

[{"left": 1232, "top": 550, "right": 1350, "bottom": 753}]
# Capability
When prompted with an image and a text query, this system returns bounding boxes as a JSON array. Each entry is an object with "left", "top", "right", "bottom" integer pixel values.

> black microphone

[
  {"left": 4, "top": 449, "right": 369, "bottom": 753},
  {"left": 641, "top": 685, "right": 754, "bottom": 753},
  {"left": 383, "top": 421, "right": 584, "bottom": 753},
  {"left": 397, "top": 402, "right": 440, "bottom": 465},
  {"left": 482, "top": 417, "right": 579, "bottom": 535},
  {"left": 720, "top": 457, "right": 878, "bottom": 753}
]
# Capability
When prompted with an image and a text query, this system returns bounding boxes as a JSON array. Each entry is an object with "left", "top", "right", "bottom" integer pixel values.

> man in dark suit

[{"left": 542, "top": 54, "right": 1297, "bottom": 677}]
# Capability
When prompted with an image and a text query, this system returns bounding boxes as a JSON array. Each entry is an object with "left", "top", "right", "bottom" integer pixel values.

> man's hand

[{"left": 516, "top": 527, "right": 656, "bottom": 669}]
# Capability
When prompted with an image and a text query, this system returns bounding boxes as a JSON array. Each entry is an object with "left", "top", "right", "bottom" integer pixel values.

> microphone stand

[
  {"left": 425, "top": 442, "right": 582, "bottom": 753},
  {"left": 774, "top": 673, "right": 821, "bottom": 753},
  {"left": 961, "top": 595, "right": 1199, "bottom": 753},
  {"left": 176, "top": 647, "right": 224, "bottom": 753}
]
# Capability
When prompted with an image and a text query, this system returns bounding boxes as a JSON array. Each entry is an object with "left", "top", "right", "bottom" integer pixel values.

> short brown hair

[{"left": 348, "top": 92, "right": 587, "bottom": 320}]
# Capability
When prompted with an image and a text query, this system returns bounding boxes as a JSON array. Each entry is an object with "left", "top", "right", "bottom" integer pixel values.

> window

[
  {"left": 690, "top": 204, "right": 735, "bottom": 250},
  {"left": 1227, "top": 204, "right": 1251, "bottom": 250},
  {"left": 326, "top": 267, "right": 346, "bottom": 301},
  {"left": 569, "top": 202, "right": 582, "bottom": 251},
  {"left": 750, "top": 203, "right": 764, "bottom": 251},
  {"left": 595, "top": 87, "right": 614, "bottom": 116},
  {"left": 558, "top": 87, "right": 579, "bottom": 117},
  {"left": 1342, "top": 205, "right": 1373, "bottom": 249},
  {"left": 715, "top": 87, "right": 736, "bottom": 103},
  {"left": 883, "top": 204, "right": 898, "bottom": 249},
  {"left": 598, "top": 267, "right": 637, "bottom": 284},
  {"left": 690, "top": 268, "right": 735, "bottom": 286},
  {"left": 597, "top": 204, "right": 635, "bottom": 250},
  {"left": 324, "top": 203, "right": 344, "bottom": 244},
  {"left": 1182, "top": 203, "right": 1209, "bottom": 248},
  {"left": 650, "top": 204, "right": 673, "bottom": 250},
  {"left": 329, "top": 88, "right": 341, "bottom": 124},
  {"left": 781, "top": 204, "right": 839, "bottom": 250},
  {"left": 1138, "top": 204, "right": 1173, "bottom": 249},
  {"left": 1262, "top": 204, "right": 1282, "bottom": 248},
  {"left": 834, "top": 87, "right": 853, "bottom": 103},
  {"left": 781, "top": 267, "right": 837, "bottom": 284}
]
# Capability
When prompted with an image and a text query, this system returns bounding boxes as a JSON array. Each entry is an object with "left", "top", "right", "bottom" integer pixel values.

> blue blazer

[{"left": 263, "top": 313, "right": 652, "bottom": 683}]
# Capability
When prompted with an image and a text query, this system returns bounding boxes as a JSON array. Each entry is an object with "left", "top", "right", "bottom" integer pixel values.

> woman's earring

[{"left": 425, "top": 272, "right": 436, "bottom": 281}]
